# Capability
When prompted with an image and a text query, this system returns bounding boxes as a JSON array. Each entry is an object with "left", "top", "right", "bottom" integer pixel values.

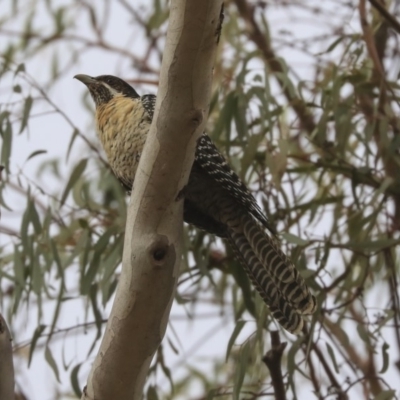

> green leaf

[
  {"left": 66, "top": 129, "right": 79, "bottom": 162},
  {"left": 379, "top": 342, "right": 390, "bottom": 374},
  {"left": 14, "top": 63, "right": 25, "bottom": 76},
  {"left": 50, "top": 239, "right": 62, "bottom": 273},
  {"left": 240, "top": 132, "right": 263, "bottom": 179},
  {"left": 326, "top": 342, "right": 339, "bottom": 373},
  {"left": 325, "top": 37, "right": 344, "bottom": 53},
  {"left": 370, "top": 177, "right": 394, "bottom": 204},
  {"left": 356, "top": 323, "right": 371, "bottom": 343},
  {"left": 29, "top": 199, "right": 42, "bottom": 235},
  {"left": 281, "top": 232, "right": 308, "bottom": 246},
  {"left": 20, "top": 197, "right": 31, "bottom": 246},
  {"left": 209, "top": 89, "right": 220, "bottom": 114},
  {"left": 211, "top": 91, "right": 235, "bottom": 140},
  {"left": 47, "top": 239, "right": 65, "bottom": 342},
  {"left": 31, "top": 250, "right": 43, "bottom": 295},
  {"left": 45, "top": 346, "right": 60, "bottom": 382},
  {"left": 233, "top": 340, "right": 251, "bottom": 400},
  {"left": 158, "top": 346, "right": 174, "bottom": 392},
  {"left": 61, "top": 340, "right": 73, "bottom": 370},
  {"left": 70, "top": 363, "right": 83, "bottom": 397},
  {"left": 26, "top": 150, "right": 47, "bottom": 162},
  {"left": 81, "top": 253, "right": 101, "bottom": 295},
  {"left": 60, "top": 158, "right": 88, "bottom": 205},
  {"left": 89, "top": 284, "right": 103, "bottom": 333},
  {"left": 28, "top": 324, "right": 46, "bottom": 366},
  {"left": 226, "top": 320, "right": 246, "bottom": 362},
  {"left": 81, "top": 229, "right": 113, "bottom": 295},
  {"left": 13, "top": 245, "right": 25, "bottom": 287},
  {"left": 1, "top": 118, "right": 12, "bottom": 172},
  {"left": 233, "top": 92, "right": 247, "bottom": 138},
  {"left": 53, "top": 7, "right": 66, "bottom": 33},
  {"left": 80, "top": 230, "right": 92, "bottom": 276},
  {"left": 147, "top": 385, "right": 159, "bottom": 400},
  {"left": 167, "top": 337, "right": 179, "bottom": 355},
  {"left": 19, "top": 96, "right": 33, "bottom": 133},
  {"left": 51, "top": 50, "right": 59, "bottom": 79},
  {"left": 228, "top": 251, "right": 256, "bottom": 316},
  {"left": 374, "top": 390, "right": 395, "bottom": 400},
  {"left": 86, "top": 284, "right": 103, "bottom": 355},
  {"left": 100, "top": 236, "right": 123, "bottom": 305}
]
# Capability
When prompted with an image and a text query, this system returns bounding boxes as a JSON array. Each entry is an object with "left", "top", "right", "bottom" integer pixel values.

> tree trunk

[{"left": 82, "top": 1, "right": 223, "bottom": 399}]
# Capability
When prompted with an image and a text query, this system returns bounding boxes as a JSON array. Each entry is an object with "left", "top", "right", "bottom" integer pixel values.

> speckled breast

[{"left": 95, "top": 95, "right": 150, "bottom": 188}]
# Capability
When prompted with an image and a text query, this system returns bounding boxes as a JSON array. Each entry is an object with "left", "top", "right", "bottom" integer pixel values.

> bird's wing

[
  {"left": 140, "top": 93, "right": 274, "bottom": 233},
  {"left": 140, "top": 94, "right": 157, "bottom": 119},
  {"left": 195, "top": 133, "right": 275, "bottom": 233}
]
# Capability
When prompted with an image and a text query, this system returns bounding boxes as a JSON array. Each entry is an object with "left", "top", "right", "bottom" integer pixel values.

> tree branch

[
  {"left": 262, "top": 331, "right": 287, "bottom": 400},
  {"left": 0, "top": 313, "right": 15, "bottom": 400},
  {"left": 81, "top": 1, "right": 223, "bottom": 399}
]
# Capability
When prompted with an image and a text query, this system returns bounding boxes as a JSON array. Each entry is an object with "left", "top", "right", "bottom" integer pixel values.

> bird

[{"left": 74, "top": 74, "right": 316, "bottom": 334}]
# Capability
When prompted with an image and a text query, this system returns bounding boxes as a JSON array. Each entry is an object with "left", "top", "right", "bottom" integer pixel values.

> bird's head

[{"left": 74, "top": 74, "right": 139, "bottom": 107}]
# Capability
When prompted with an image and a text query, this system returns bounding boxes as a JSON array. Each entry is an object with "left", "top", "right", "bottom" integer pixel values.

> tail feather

[
  {"left": 227, "top": 234, "right": 304, "bottom": 334},
  {"left": 240, "top": 215, "right": 316, "bottom": 315}
]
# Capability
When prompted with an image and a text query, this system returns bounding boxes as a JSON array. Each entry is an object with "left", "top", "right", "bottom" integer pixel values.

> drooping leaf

[
  {"left": 379, "top": 342, "right": 390, "bottom": 374},
  {"left": 60, "top": 158, "right": 88, "bottom": 206},
  {"left": 45, "top": 345, "right": 60, "bottom": 382},
  {"left": 326, "top": 342, "right": 339, "bottom": 373},
  {"left": 70, "top": 363, "right": 83, "bottom": 397},
  {"left": 226, "top": 320, "right": 246, "bottom": 362},
  {"left": 233, "top": 339, "right": 252, "bottom": 400},
  {"left": 26, "top": 149, "right": 47, "bottom": 162},
  {"left": 1, "top": 117, "right": 12, "bottom": 172},
  {"left": 28, "top": 324, "right": 46, "bottom": 366},
  {"left": 19, "top": 96, "right": 33, "bottom": 133}
]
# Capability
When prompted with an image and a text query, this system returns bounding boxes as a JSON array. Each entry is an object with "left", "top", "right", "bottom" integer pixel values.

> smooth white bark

[{"left": 82, "top": 1, "right": 223, "bottom": 399}]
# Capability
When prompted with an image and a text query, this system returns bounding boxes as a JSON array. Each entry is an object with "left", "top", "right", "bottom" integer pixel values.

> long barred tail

[
  {"left": 241, "top": 214, "right": 316, "bottom": 314},
  {"left": 228, "top": 215, "right": 316, "bottom": 334},
  {"left": 227, "top": 234, "right": 304, "bottom": 333}
]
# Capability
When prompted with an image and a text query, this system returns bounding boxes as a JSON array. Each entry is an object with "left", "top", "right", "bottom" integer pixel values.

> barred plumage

[{"left": 74, "top": 73, "right": 316, "bottom": 334}]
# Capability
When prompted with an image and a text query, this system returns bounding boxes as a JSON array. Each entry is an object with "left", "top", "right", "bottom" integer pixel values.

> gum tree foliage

[{"left": 0, "top": 0, "right": 399, "bottom": 398}]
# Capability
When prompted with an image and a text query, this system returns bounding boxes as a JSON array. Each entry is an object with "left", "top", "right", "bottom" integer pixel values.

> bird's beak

[{"left": 74, "top": 74, "right": 96, "bottom": 85}]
